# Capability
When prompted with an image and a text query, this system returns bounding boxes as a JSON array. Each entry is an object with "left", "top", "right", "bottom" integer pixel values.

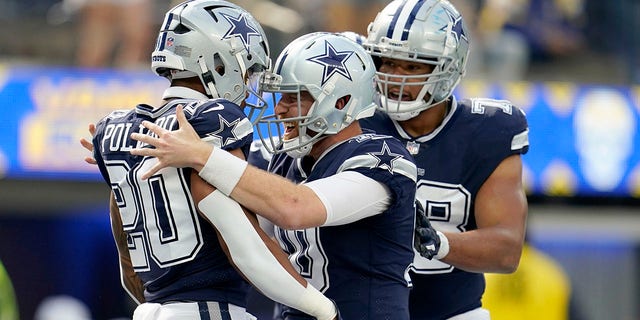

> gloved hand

[
  {"left": 278, "top": 300, "right": 343, "bottom": 320},
  {"left": 414, "top": 199, "right": 442, "bottom": 260}
]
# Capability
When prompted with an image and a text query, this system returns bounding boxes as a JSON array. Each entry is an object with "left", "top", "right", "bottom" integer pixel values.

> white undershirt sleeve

[
  {"left": 257, "top": 215, "right": 276, "bottom": 238},
  {"left": 304, "top": 171, "right": 392, "bottom": 226}
]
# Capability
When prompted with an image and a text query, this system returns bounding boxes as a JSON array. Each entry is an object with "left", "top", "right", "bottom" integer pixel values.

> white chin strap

[
  {"left": 379, "top": 96, "right": 427, "bottom": 121},
  {"left": 283, "top": 135, "right": 313, "bottom": 158},
  {"left": 197, "top": 56, "right": 220, "bottom": 98}
]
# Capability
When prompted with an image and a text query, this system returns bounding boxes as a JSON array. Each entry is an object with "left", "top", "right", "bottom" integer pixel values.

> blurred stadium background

[{"left": 0, "top": 0, "right": 638, "bottom": 319}]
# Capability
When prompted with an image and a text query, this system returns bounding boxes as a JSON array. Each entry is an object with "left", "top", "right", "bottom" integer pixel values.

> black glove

[
  {"left": 277, "top": 300, "right": 343, "bottom": 320},
  {"left": 414, "top": 199, "right": 441, "bottom": 260}
]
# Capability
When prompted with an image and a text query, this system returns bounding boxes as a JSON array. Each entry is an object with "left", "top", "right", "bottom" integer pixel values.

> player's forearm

[
  {"left": 199, "top": 148, "right": 327, "bottom": 229},
  {"left": 232, "top": 165, "right": 327, "bottom": 229},
  {"left": 441, "top": 228, "right": 523, "bottom": 273},
  {"left": 109, "top": 194, "right": 145, "bottom": 304},
  {"left": 120, "top": 257, "right": 146, "bottom": 304}
]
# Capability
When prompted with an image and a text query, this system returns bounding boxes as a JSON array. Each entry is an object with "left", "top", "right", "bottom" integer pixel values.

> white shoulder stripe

[
  {"left": 338, "top": 155, "right": 417, "bottom": 182},
  {"left": 512, "top": 128, "right": 529, "bottom": 150},
  {"left": 235, "top": 118, "right": 253, "bottom": 140}
]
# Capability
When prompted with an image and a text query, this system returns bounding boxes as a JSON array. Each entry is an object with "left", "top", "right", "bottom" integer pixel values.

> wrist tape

[
  {"left": 435, "top": 231, "right": 450, "bottom": 260},
  {"left": 198, "top": 148, "right": 247, "bottom": 196}
]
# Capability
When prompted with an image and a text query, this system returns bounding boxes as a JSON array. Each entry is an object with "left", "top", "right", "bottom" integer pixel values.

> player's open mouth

[{"left": 283, "top": 122, "right": 297, "bottom": 137}]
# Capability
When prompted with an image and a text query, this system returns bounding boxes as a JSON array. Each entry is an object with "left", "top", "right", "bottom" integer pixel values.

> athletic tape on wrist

[
  {"left": 198, "top": 148, "right": 247, "bottom": 196},
  {"left": 435, "top": 231, "right": 450, "bottom": 260},
  {"left": 299, "top": 285, "right": 337, "bottom": 320}
]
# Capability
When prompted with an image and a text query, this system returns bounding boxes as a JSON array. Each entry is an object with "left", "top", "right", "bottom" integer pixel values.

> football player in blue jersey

[
  {"left": 361, "top": 0, "right": 530, "bottom": 319},
  {"left": 127, "top": 32, "right": 418, "bottom": 319},
  {"left": 83, "top": 1, "right": 339, "bottom": 319}
]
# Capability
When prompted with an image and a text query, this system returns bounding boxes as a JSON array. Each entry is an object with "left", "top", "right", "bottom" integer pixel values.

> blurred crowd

[{"left": 0, "top": 0, "right": 637, "bottom": 84}]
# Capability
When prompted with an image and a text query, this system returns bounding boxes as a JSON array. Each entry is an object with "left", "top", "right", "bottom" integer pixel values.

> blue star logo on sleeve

[
  {"left": 369, "top": 141, "right": 403, "bottom": 174},
  {"left": 440, "top": 8, "right": 467, "bottom": 43},
  {"left": 306, "top": 40, "right": 354, "bottom": 86},
  {"left": 206, "top": 114, "right": 241, "bottom": 148},
  {"left": 220, "top": 12, "right": 262, "bottom": 51}
]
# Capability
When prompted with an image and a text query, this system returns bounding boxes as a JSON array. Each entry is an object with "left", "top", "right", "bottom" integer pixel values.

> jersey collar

[
  {"left": 162, "top": 86, "right": 210, "bottom": 101},
  {"left": 393, "top": 96, "right": 458, "bottom": 143}
]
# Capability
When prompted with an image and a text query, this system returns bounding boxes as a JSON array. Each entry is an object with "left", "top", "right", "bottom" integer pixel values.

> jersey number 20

[{"left": 106, "top": 158, "right": 203, "bottom": 271}]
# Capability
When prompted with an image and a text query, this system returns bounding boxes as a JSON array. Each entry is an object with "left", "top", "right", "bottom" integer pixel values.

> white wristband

[
  {"left": 198, "top": 148, "right": 248, "bottom": 196},
  {"left": 434, "top": 231, "right": 450, "bottom": 260}
]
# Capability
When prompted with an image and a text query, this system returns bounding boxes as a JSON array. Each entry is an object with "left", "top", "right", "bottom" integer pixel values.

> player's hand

[
  {"left": 414, "top": 199, "right": 441, "bottom": 259},
  {"left": 129, "top": 105, "right": 212, "bottom": 180},
  {"left": 79, "top": 123, "right": 97, "bottom": 165}
]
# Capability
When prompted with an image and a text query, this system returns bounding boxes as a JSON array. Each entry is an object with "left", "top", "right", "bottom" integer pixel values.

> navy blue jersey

[
  {"left": 269, "top": 134, "right": 417, "bottom": 320},
  {"left": 247, "top": 139, "right": 272, "bottom": 171},
  {"left": 360, "top": 97, "right": 530, "bottom": 319},
  {"left": 92, "top": 98, "right": 254, "bottom": 305}
]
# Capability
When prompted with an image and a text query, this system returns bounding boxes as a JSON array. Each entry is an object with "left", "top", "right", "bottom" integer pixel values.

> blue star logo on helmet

[
  {"left": 306, "top": 40, "right": 354, "bottom": 86},
  {"left": 441, "top": 7, "right": 467, "bottom": 43},
  {"left": 220, "top": 12, "right": 261, "bottom": 51}
]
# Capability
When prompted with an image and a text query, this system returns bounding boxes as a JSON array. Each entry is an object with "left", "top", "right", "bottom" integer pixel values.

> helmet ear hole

[
  {"left": 213, "top": 53, "right": 225, "bottom": 76},
  {"left": 335, "top": 95, "right": 351, "bottom": 110}
]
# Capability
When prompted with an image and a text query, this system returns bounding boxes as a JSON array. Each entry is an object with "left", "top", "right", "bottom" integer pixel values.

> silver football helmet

[
  {"left": 364, "top": 0, "right": 470, "bottom": 120},
  {"left": 151, "top": 0, "right": 270, "bottom": 116},
  {"left": 336, "top": 31, "right": 367, "bottom": 46},
  {"left": 257, "top": 32, "right": 377, "bottom": 158}
]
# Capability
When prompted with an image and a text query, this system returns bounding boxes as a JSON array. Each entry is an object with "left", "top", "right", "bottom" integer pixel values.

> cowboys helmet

[
  {"left": 257, "top": 32, "right": 377, "bottom": 158},
  {"left": 364, "top": 0, "right": 470, "bottom": 120},
  {"left": 336, "top": 31, "right": 367, "bottom": 46},
  {"left": 151, "top": 0, "right": 270, "bottom": 109}
]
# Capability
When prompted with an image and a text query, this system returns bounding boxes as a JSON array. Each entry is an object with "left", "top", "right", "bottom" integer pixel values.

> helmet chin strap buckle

[{"left": 197, "top": 56, "right": 219, "bottom": 98}]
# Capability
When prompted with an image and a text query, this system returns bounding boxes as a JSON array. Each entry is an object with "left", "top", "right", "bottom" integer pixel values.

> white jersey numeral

[
  {"left": 412, "top": 180, "right": 470, "bottom": 274},
  {"left": 276, "top": 227, "right": 330, "bottom": 291},
  {"left": 105, "top": 158, "right": 203, "bottom": 271},
  {"left": 470, "top": 98, "right": 512, "bottom": 115}
]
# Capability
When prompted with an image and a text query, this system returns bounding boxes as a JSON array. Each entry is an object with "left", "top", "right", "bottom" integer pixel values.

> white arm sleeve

[
  {"left": 198, "top": 191, "right": 336, "bottom": 320},
  {"left": 304, "top": 171, "right": 392, "bottom": 226},
  {"left": 257, "top": 215, "right": 276, "bottom": 237}
]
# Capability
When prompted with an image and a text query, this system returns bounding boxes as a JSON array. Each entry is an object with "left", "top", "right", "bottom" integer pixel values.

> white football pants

[{"left": 132, "top": 301, "right": 257, "bottom": 320}]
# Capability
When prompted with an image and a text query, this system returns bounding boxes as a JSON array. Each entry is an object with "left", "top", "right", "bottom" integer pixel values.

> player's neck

[
  {"left": 309, "top": 121, "right": 362, "bottom": 159},
  {"left": 163, "top": 78, "right": 209, "bottom": 104},
  {"left": 398, "top": 102, "right": 449, "bottom": 137}
]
